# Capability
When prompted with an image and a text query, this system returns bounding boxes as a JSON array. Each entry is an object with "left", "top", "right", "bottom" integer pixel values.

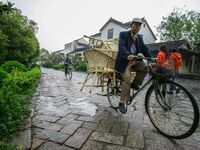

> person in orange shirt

[
  {"left": 169, "top": 48, "right": 182, "bottom": 75},
  {"left": 157, "top": 44, "right": 170, "bottom": 66}
]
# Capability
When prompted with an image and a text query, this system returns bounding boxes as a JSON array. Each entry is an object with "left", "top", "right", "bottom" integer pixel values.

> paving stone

[
  {"left": 105, "top": 145, "right": 139, "bottom": 150},
  {"left": 81, "top": 140, "right": 104, "bottom": 150},
  {"left": 176, "top": 136, "right": 200, "bottom": 149},
  {"left": 82, "top": 122, "right": 98, "bottom": 130},
  {"left": 34, "top": 121, "right": 63, "bottom": 131},
  {"left": 31, "top": 138, "right": 45, "bottom": 150},
  {"left": 110, "top": 120, "right": 128, "bottom": 136},
  {"left": 57, "top": 114, "right": 78, "bottom": 125},
  {"left": 65, "top": 128, "right": 92, "bottom": 149},
  {"left": 35, "top": 129, "right": 70, "bottom": 144},
  {"left": 90, "top": 131, "right": 123, "bottom": 145},
  {"left": 12, "top": 129, "right": 31, "bottom": 149},
  {"left": 37, "top": 141, "right": 75, "bottom": 150},
  {"left": 76, "top": 116, "right": 95, "bottom": 122},
  {"left": 145, "top": 139, "right": 186, "bottom": 150},
  {"left": 144, "top": 130, "right": 165, "bottom": 140},
  {"left": 60, "top": 120, "right": 84, "bottom": 135},
  {"left": 33, "top": 115, "right": 60, "bottom": 123},
  {"left": 193, "top": 132, "right": 200, "bottom": 141},
  {"left": 126, "top": 130, "right": 144, "bottom": 149},
  {"left": 54, "top": 100, "right": 68, "bottom": 107}
]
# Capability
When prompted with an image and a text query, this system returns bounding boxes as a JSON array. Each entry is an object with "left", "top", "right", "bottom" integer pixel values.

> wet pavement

[{"left": 13, "top": 68, "right": 200, "bottom": 150}]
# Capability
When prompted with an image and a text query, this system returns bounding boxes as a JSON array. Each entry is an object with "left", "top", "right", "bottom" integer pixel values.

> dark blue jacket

[{"left": 115, "top": 31, "right": 152, "bottom": 73}]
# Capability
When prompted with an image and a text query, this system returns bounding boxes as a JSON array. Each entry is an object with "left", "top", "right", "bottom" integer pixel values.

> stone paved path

[{"left": 14, "top": 68, "right": 200, "bottom": 150}]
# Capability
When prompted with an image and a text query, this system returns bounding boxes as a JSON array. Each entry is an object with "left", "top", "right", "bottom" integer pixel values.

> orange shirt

[
  {"left": 170, "top": 52, "right": 182, "bottom": 71},
  {"left": 157, "top": 50, "right": 168, "bottom": 65}
]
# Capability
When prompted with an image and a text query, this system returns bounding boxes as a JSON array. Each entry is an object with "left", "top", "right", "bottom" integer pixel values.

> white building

[
  {"left": 91, "top": 17, "right": 157, "bottom": 44},
  {"left": 56, "top": 17, "right": 157, "bottom": 54}
]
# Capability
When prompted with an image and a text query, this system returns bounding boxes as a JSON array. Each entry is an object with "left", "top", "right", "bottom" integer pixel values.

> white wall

[
  {"left": 100, "top": 22, "right": 127, "bottom": 40},
  {"left": 99, "top": 21, "right": 156, "bottom": 44}
]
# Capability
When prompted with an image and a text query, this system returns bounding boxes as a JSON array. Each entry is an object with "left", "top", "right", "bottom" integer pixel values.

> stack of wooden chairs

[{"left": 80, "top": 35, "right": 118, "bottom": 93}]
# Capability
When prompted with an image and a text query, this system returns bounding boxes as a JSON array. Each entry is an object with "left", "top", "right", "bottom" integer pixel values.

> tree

[
  {"left": 0, "top": 2, "right": 40, "bottom": 66},
  {"left": 157, "top": 7, "right": 200, "bottom": 52},
  {"left": 0, "top": 1, "right": 15, "bottom": 15}
]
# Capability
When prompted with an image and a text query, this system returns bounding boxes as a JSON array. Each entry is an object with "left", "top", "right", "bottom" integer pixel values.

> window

[{"left": 107, "top": 28, "right": 113, "bottom": 39}]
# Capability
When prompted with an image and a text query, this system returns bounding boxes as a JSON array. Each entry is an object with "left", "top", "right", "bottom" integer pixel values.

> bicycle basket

[{"left": 152, "top": 65, "right": 174, "bottom": 78}]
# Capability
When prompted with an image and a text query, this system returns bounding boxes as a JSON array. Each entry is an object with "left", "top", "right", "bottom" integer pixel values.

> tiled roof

[
  {"left": 99, "top": 17, "right": 129, "bottom": 31},
  {"left": 146, "top": 39, "right": 191, "bottom": 51}
]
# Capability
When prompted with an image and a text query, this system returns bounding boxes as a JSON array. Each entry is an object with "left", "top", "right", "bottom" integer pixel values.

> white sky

[{"left": 2, "top": 0, "right": 200, "bottom": 52}]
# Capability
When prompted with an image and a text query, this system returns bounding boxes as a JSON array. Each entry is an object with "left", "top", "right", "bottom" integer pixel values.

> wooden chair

[{"left": 80, "top": 49, "right": 117, "bottom": 93}]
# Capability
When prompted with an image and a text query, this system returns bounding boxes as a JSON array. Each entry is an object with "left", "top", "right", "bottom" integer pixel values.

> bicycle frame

[{"left": 128, "top": 76, "right": 153, "bottom": 104}]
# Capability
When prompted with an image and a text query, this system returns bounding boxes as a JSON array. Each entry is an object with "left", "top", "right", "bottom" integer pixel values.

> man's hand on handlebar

[{"left": 127, "top": 55, "right": 137, "bottom": 61}]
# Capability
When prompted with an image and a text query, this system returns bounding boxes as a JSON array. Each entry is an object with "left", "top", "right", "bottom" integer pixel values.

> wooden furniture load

[{"left": 80, "top": 36, "right": 118, "bottom": 93}]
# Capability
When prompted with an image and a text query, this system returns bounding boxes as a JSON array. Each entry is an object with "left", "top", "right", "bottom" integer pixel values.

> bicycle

[
  {"left": 64, "top": 64, "right": 73, "bottom": 79},
  {"left": 106, "top": 57, "right": 199, "bottom": 139}
]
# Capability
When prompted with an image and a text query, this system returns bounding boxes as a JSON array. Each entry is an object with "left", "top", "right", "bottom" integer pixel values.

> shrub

[
  {"left": 0, "top": 67, "right": 41, "bottom": 138},
  {"left": 0, "top": 140, "right": 20, "bottom": 150},
  {"left": 75, "top": 61, "right": 87, "bottom": 71},
  {"left": 0, "top": 69, "right": 8, "bottom": 86},
  {"left": 1, "top": 61, "right": 27, "bottom": 73},
  {"left": 53, "top": 64, "right": 64, "bottom": 70}
]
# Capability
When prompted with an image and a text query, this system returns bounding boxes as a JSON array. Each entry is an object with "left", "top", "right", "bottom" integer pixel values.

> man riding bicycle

[
  {"left": 64, "top": 54, "right": 73, "bottom": 76},
  {"left": 115, "top": 17, "right": 152, "bottom": 114}
]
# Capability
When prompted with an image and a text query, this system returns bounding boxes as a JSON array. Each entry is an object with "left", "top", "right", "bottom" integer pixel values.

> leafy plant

[
  {"left": 75, "top": 60, "right": 87, "bottom": 71},
  {"left": 0, "top": 68, "right": 8, "bottom": 86},
  {"left": 0, "top": 67, "right": 40, "bottom": 138},
  {"left": 1, "top": 61, "right": 27, "bottom": 73}
]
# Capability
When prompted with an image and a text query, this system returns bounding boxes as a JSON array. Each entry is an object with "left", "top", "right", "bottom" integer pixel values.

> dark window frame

[{"left": 107, "top": 28, "right": 113, "bottom": 39}]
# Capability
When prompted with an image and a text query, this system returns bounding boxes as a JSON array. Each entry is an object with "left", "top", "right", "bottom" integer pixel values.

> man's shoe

[
  {"left": 131, "top": 83, "right": 140, "bottom": 90},
  {"left": 118, "top": 102, "right": 127, "bottom": 114}
]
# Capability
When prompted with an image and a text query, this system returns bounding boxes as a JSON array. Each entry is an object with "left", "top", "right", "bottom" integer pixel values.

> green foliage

[
  {"left": 40, "top": 52, "right": 64, "bottom": 68},
  {"left": 0, "top": 3, "right": 40, "bottom": 65},
  {"left": 75, "top": 60, "right": 87, "bottom": 71},
  {"left": 0, "top": 1, "right": 15, "bottom": 15},
  {"left": 1, "top": 61, "right": 27, "bottom": 73},
  {"left": 0, "top": 68, "right": 8, "bottom": 86},
  {"left": 0, "top": 67, "right": 41, "bottom": 138},
  {"left": 157, "top": 7, "right": 200, "bottom": 51},
  {"left": 53, "top": 64, "right": 64, "bottom": 70},
  {"left": 0, "top": 140, "right": 21, "bottom": 150},
  {"left": 0, "top": 68, "right": 7, "bottom": 82}
]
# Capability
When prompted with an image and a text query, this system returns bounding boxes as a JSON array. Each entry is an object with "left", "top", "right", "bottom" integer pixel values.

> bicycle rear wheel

[
  {"left": 145, "top": 80, "right": 199, "bottom": 139},
  {"left": 107, "top": 78, "right": 121, "bottom": 108},
  {"left": 65, "top": 69, "right": 72, "bottom": 79}
]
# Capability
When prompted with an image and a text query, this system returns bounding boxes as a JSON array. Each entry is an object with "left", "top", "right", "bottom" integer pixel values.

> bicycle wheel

[
  {"left": 65, "top": 69, "right": 72, "bottom": 79},
  {"left": 145, "top": 80, "right": 199, "bottom": 139},
  {"left": 107, "top": 78, "right": 122, "bottom": 108},
  {"left": 68, "top": 69, "right": 72, "bottom": 79}
]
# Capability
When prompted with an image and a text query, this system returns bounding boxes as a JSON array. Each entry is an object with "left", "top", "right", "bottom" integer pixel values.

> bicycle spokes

[{"left": 146, "top": 80, "right": 199, "bottom": 139}]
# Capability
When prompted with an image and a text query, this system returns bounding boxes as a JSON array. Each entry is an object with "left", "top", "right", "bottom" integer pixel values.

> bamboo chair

[{"left": 80, "top": 49, "right": 117, "bottom": 93}]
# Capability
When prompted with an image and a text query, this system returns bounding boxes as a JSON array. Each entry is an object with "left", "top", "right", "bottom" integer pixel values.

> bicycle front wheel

[
  {"left": 65, "top": 69, "right": 72, "bottom": 79},
  {"left": 145, "top": 80, "right": 199, "bottom": 139}
]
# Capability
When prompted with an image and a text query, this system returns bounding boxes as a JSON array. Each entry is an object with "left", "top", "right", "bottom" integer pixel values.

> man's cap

[{"left": 130, "top": 18, "right": 143, "bottom": 25}]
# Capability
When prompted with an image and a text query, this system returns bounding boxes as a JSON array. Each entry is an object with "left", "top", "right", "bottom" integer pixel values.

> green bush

[
  {"left": 0, "top": 67, "right": 41, "bottom": 138},
  {"left": 1, "top": 61, "right": 27, "bottom": 73},
  {"left": 0, "top": 140, "right": 20, "bottom": 150},
  {"left": 0, "top": 68, "right": 8, "bottom": 86},
  {"left": 53, "top": 64, "right": 64, "bottom": 70},
  {"left": 75, "top": 61, "right": 87, "bottom": 71}
]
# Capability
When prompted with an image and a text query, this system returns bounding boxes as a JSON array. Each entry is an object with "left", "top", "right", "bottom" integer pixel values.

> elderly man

[{"left": 115, "top": 18, "right": 152, "bottom": 114}]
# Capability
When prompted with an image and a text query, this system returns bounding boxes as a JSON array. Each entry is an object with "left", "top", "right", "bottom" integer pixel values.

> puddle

[{"left": 68, "top": 101, "right": 97, "bottom": 117}]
